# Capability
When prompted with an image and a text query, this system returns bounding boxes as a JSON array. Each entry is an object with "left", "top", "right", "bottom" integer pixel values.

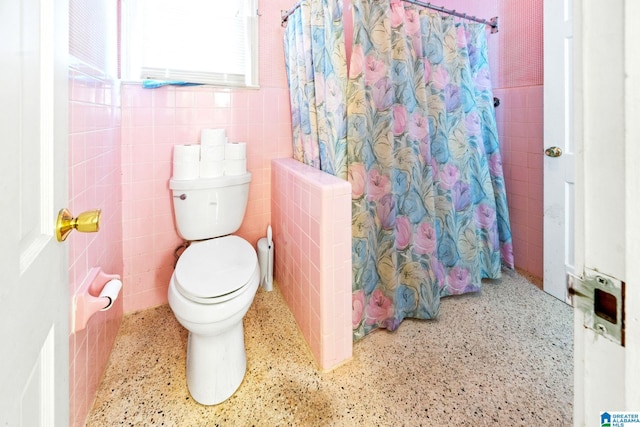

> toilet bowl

[
  {"left": 168, "top": 235, "right": 260, "bottom": 405},
  {"left": 168, "top": 171, "right": 258, "bottom": 405}
]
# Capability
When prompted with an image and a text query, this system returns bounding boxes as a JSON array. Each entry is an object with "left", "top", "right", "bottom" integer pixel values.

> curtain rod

[
  {"left": 281, "top": 0, "right": 499, "bottom": 33},
  {"left": 281, "top": 2, "right": 302, "bottom": 27}
]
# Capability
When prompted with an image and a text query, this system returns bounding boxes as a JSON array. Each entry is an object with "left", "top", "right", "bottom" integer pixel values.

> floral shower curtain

[
  {"left": 283, "top": 0, "right": 514, "bottom": 341},
  {"left": 283, "top": 0, "right": 349, "bottom": 178},
  {"left": 348, "top": 0, "right": 514, "bottom": 339}
]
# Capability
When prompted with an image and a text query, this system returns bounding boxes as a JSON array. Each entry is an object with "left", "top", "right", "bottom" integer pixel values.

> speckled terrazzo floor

[{"left": 87, "top": 269, "right": 573, "bottom": 426}]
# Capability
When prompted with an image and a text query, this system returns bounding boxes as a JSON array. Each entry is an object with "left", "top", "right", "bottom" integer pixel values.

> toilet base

[{"left": 185, "top": 321, "right": 247, "bottom": 405}]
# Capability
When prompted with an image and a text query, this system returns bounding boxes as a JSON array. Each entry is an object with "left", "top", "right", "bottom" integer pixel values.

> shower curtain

[
  {"left": 283, "top": 0, "right": 349, "bottom": 179},
  {"left": 284, "top": 0, "right": 514, "bottom": 341}
]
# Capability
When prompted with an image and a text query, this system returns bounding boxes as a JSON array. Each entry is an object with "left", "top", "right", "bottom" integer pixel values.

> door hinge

[{"left": 567, "top": 268, "right": 625, "bottom": 346}]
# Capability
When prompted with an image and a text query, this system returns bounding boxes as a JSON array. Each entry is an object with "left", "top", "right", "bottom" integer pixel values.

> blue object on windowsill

[{"left": 142, "top": 79, "right": 203, "bottom": 89}]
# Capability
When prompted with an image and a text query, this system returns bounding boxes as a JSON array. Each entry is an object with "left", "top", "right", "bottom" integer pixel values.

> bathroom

[
  {"left": 1, "top": 0, "right": 638, "bottom": 426},
  {"left": 80, "top": 0, "right": 548, "bottom": 420}
]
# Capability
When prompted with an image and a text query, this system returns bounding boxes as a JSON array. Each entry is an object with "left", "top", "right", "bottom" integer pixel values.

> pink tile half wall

[{"left": 271, "top": 158, "right": 353, "bottom": 371}]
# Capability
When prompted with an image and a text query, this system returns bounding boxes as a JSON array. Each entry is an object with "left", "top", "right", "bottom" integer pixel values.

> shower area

[{"left": 272, "top": 0, "right": 532, "bottom": 371}]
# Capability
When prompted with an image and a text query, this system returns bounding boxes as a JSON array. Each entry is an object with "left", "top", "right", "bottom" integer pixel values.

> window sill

[{"left": 120, "top": 80, "right": 260, "bottom": 91}]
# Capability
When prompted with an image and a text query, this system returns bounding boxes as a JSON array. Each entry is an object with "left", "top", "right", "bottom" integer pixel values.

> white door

[
  {"left": 623, "top": 1, "right": 640, "bottom": 410},
  {"left": 573, "top": 1, "right": 640, "bottom": 425},
  {"left": 543, "top": 0, "right": 575, "bottom": 303},
  {"left": 0, "top": 0, "right": 69, "bottom": 425}
]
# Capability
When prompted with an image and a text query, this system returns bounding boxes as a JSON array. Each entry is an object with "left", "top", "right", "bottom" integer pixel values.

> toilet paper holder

[{"left": 72, "top": 267, "right": 122, "bottom": 333}]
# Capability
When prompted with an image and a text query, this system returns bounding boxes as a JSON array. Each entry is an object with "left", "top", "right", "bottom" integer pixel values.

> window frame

[{"left": 120, "top": 0, "right": 259, "bottom": 88}]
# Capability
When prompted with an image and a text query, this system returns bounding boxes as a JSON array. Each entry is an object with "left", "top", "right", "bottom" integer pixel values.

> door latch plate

[{"left": 567, "top": 268, "right": 625, "bottom": 346}]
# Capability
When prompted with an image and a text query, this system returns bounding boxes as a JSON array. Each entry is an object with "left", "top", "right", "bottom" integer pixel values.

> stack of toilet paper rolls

[{"left": 172, "top": 128, "right": 247, "bottom": 180}]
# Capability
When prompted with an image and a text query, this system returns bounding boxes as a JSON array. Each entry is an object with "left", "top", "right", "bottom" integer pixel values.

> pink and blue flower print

[
  {"left": 283, "top": 0, "right": 348, "bottom": 179},
  {"left": 347, "top": 1, "right": 513, "bottom": 340},
  {"left": 285, "top": 0, "right": 514, "bottom": 341}
]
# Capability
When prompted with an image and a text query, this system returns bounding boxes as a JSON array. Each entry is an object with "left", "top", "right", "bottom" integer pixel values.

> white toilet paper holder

[{"left": 72, "top": 267, "right": 122, "bottom": 333}]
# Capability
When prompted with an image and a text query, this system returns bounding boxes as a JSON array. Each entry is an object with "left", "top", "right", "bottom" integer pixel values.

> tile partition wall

[
  {"left": 68, "top": 63, "right": 123, "bottom": 427},
  {"left": 271, "top": 158, "right": 353, "bottom": 370},
  {"left": 120, "top": 0, "right": 294, "bottom": 313}
]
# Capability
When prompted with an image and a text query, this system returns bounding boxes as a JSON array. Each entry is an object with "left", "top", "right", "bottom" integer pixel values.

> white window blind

[{"left": 121, "top": 0, "right": 258, "bottom": 88}]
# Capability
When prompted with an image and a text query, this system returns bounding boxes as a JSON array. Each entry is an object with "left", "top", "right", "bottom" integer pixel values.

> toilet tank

[{"left": 169, "top": 172, "right": 251, "bottom": 241}]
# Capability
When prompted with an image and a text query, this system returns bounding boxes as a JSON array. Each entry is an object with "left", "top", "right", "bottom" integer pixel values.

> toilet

[{"left": 167, "top": 172, "right": 260, "bottom": 405}]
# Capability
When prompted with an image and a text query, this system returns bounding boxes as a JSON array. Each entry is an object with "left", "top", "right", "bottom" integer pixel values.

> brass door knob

[
  {"left": 544, "top": 146, "right": 563, "bottom": 157},
  {"left": 56, "top": 208, "right": 101, "bottom": 242}
]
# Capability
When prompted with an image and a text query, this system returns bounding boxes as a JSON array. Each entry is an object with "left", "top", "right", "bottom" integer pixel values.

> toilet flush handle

[{"left": 173, "top": 193, "right": 187, "bottom": 200}]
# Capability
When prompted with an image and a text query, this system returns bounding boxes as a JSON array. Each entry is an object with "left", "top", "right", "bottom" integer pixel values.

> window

[{"left": 121, "top": 0, "right": 259, "bottom": 88}]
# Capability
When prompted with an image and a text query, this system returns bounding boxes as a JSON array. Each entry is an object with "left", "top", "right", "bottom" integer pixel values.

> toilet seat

[{"left": 174, "top": 235, "right": 257, "bottom": 304}]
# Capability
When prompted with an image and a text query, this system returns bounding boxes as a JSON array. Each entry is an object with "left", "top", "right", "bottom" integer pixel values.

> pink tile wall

[
  {"left": 120, "top": 1, "right": 294, "bottom": 313},
  {"left": 494, "top": 86, "right": 544, "bottom": 280},
  {"left": 272, "top": 158, "right": 352, "bottom": 371},
  {"left": 68, "top": 62, "right": 123, "bottom": 427},
  {"left": 438, "top": 0, "right": 499, "bottom": 21},
  {"left": 496, "top": 0, "right": 543, "bottom": 88},
  {"left": 492, "top": 0, "right": 544, "bottom": 281}
]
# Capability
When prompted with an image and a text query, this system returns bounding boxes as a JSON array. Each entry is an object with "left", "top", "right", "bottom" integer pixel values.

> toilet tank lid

[{"left": 170, "top": 172, "right": 251, "bottom": 190}]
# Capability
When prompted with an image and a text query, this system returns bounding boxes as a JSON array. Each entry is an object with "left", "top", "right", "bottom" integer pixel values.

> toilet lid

[{"left": 174, "top": 236, "right": 257, "bottom": 299}]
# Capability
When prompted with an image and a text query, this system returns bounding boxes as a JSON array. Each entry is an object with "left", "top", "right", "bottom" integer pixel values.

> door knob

[
  {"left": 56, "top": 208, "right": 101, "bottom": 242},
  {"left": 544, "top": 146, "right": 563, "bottom": 157}
]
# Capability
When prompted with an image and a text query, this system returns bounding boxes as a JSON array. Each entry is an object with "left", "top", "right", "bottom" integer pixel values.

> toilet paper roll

[
  {"left": 200, "top": 144, "right": 225, "bottom": 162},
  {"left": 99, "top": 279, "right": 123, "bottom": 311},
  {"left": 173, "top": 161, "right": 200, "bottom": 180},
  {"left": 173, "top": 144, "right": 201, "bottom": 163},
  {"left": 201, "top": 128, "right": 226, "bottom": 146},
  {"left": 224, "top": 142, "right": 246, "bottom": 160},
  {"left": 173, "top": 145, "right": 201, "bottom": 180},
  {"left": 200, "top": 160, "right": 225, "bottom": 178},
  {"left": 224, "top": 158, "right": 246, "bottom": 176},
  {"left": 257, "top": 238, "right": 273, "bottom": 292}
]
